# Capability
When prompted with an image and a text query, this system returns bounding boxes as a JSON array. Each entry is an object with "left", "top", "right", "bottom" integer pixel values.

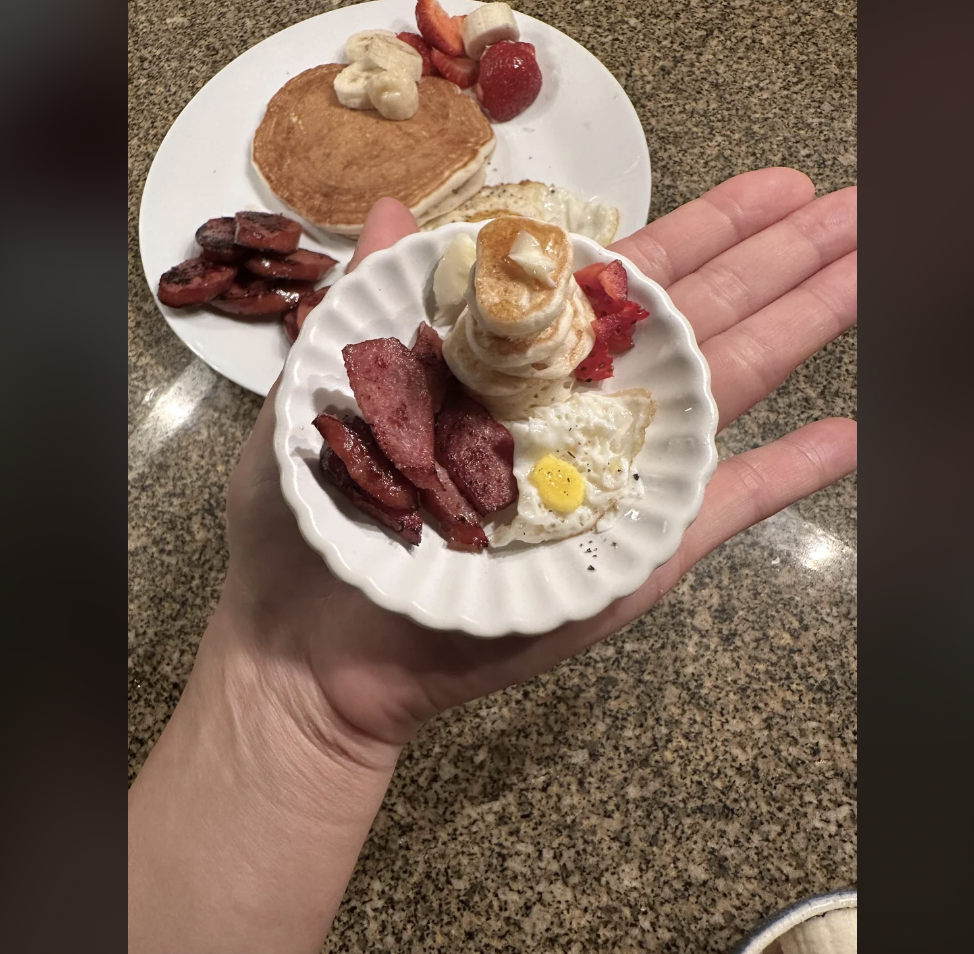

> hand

[{"left": 219, "top": 169, "right": 857, "bottom": 757}]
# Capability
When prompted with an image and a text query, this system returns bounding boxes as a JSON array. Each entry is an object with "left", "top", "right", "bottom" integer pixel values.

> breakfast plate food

[
  {"left": 138, "top": 0, "right": 652, "bottom": 396},
  {"left": 274, "top": 218, "right": 718, "bottom": 637}
]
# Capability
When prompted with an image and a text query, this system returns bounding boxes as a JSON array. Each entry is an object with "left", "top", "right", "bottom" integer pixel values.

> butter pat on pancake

[
  {"left": 252, "top": 65, "right": 495, "bottom": 237},
  {"left": 473, "top": 216, "right": 573, "bottom": 337}
]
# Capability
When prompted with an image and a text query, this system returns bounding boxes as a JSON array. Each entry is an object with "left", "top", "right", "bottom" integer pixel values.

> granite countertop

[{"left": 128, "top": 1, "right": 857, "bottom": 950}]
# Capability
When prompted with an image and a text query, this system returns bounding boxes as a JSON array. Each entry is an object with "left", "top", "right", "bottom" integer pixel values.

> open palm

[{"left": 222, "top": 168, "right": 856, "bottom": 749}]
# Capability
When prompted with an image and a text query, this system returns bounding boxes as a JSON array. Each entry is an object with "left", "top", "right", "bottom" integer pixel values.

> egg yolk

[{"left": 529, "top": 454, "right": 585, "bottom": 513}]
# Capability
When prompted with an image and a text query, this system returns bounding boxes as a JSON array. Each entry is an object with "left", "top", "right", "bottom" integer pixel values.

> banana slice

[
  {"left": 334, "top": 61, "right": 382, "bottom": 110},
  {"left": 366, "top": 70, "right": 419, "bottom": 121},
  {"left": 362, "top": 35, "right": 423, "bottom": 82},
  {"left": 461, "top": 2, "right": 520, "bottom": 60},
  {"left": 433, "top": 233, "right": 478, "bottom": 310},
  {"left": 345, "top": 29, "right": 397, "bottom": 62}
]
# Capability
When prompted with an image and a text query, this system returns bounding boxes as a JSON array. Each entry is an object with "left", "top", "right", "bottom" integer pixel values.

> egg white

[{"left": 488, "top": 389, "right": 655, "bottom": 547}]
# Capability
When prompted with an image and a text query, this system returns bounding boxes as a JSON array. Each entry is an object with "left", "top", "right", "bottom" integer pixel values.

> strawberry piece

[
  {"left": 576, "top": 259, "right": 640, "bottom": 316},
  {"left": 476, "top": 40, "right": 542, "bottom": 122},
  {"left": 415, "top": 0, "right": 466, "bottom": 57},
  {"left": 597, "top": 260, "right": 628, "bottom": 302},
  {"left": 429, "top": 48, "right": 478, "bottom": 88},
  {"left": 573, "top": 262, "right": 607, "bottom": 297},
  {"left": 574, "top": 259, "right": 651, "bottom": 376},
  {"left": 574, "top": 337, "right": 614, "bottom": 382},
  {"left": 575, "top": 265, "right": 613, "bottom": 314},
  {"left": 592, "top": 314, "right": 636, "bottom": 353},
  {"left": 616, "top": 299, "right": 650, "bottom": 323},
  {"left": 576, "top": 260, "right": 625, "bottom": 302},
  {"left": 397, "top": 31, "right": 439, "bottom": 76}
]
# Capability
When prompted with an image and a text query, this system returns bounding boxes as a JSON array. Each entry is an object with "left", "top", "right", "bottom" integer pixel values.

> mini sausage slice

[
  {"left": 245, "top": 249, "right": 338, "bottom": 282},
  {"left": 195, "top": 217, "right": 249, "bottom": 263},
  {"left": 234, "top": 211, "right": 302, "bottom": 253},
  {"left": 320, "top": 444, "right": 423, "bottom": 546},
  {"left": 158, "top": 257, "right": 237, "bottom": 308},
  {"left": 210, "top": 275, "right": 303, "bottom": 316},
  {"left": 283, "top": 287, "right": 330, "bottom": 343},
  {"left": 313, "top": 413, "right": 418, "bottom": 511}
]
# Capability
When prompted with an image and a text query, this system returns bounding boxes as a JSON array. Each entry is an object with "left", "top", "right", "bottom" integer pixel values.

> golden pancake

[
  {"left": 495, "top": 285, "right": 596, "bottom": 380},
  {"left": 472, "top": 216, "right": 573, "bottom": 337},
  {"left": 252, "top": 65, "right": 495, "bottom": 236},
  {"left": 465, "top": 283, "right": 576, "bottom": 369},
  {"left": 443, "top": 309, "right": 535, "bottom": 398},
  {"left": 478, "top": 377, "right": 576, "bottom": 422},
  {"left": 417, "top": 167, "right": 486, "bottom": 223}
]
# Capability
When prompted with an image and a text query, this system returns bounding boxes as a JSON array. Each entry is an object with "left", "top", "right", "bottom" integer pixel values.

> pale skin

[{"left": 129, "top": 168, "right": 857, "bottom": 954}]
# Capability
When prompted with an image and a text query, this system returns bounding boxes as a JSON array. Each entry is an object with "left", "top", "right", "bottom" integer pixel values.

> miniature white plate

[
  {"left": 138, "top": 0, "right": 652, "bottom": 396},
  {"left": 274, "top": 224, "right": 717, "bottom": 637}
]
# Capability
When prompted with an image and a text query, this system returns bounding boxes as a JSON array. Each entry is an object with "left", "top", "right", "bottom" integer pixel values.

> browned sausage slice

[
  {"left": 245, "top": 248, "right": 338, "bottom": 282},
  {"left": 282, "top": 309, "right": 300, "bottom": 343},
  {"left": 282, "top": 287, "right": 331, "bottom": 343},
  {"left": 320, "top": 444, "right": 423, "bottom": 546},
  {"left": 297, "top": 286, "right": 329, "bottom": 327},
  {"left": 210, "top": 275, "right": 303, "bottom": 316},
  {"left": 158, "top": 257, "right": 237, "bottom": 308},
  {"left": 315, "top": 414, "right": 419, "bottom": 511},
  {"left": 195, "top": 217, "right": 248, "bottom": 263},
  {"left": 234, "top": 211, "right": 302, "bottom": 253}
]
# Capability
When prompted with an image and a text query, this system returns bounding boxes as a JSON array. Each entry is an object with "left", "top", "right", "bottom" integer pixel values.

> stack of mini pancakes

[{"left": 443, "top": 216, "right": 596, "bottom": 420}]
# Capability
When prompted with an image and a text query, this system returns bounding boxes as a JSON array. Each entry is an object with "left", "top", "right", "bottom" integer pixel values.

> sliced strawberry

[
  {"left": 616, "top": 299, "right": 650, "bottom": 323},
  {"left": 573, "top": 262, "right": 607, "bottom": 297},
  {"left": 476, "top": 40, "right": 542, "bottom": 122},
  {"left": 415, "top": 0, "right": 466, "bottom": 57},
  {"left": 429, "top": 48, "right": 478, "bottom": 88},
  {"left": 397, "top": 31, "right": 439, "bottom": 76},
  {"left": 592, "top": 314, "right": 636, "bottom": 353},
  {"left": 597, "top": 260, "right": 628, "bottom": 302},
  {"left": 575, "top": 259, "right": 650, "bottom": 375},
  {"left": 575, "top": 260, "right": 627, "bottom": 300},
  {"left": 574, "top": 337, "right": 614, "bottom": 382}
]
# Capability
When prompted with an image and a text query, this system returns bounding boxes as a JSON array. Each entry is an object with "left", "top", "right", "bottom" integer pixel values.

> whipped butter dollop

[{"left": 508, "top": 230, "right": 557, "bottom": 287}]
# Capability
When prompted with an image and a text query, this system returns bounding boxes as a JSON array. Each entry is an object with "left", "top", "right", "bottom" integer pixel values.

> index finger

[{"left": 610, "top": 167, "right": 815, "bottom": 288}]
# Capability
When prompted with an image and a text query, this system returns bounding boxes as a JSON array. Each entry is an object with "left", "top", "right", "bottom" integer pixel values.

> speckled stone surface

[{"left": 128, "top": 1, "right": 856, "bottom": 951}]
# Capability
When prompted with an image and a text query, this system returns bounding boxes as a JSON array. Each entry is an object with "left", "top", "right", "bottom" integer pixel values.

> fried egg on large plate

[
  {"left": 488, "top": 389, "right": 656, "bottom": 547},
  {"left": 421, "top": 181, "right": 620, "bottom": 247}
]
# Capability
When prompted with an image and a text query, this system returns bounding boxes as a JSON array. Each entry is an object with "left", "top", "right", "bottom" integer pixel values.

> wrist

[
  {"left": 129, "top": 588, "right": 402, "bottom": 954},
  {"left": 193, "top": 583, "right": 404, "bottom": 782}
]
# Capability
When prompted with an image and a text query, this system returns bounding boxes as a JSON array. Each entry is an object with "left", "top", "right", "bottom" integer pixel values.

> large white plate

[
  {"left": 274, "top": 224, "right": 718, "bottom": 638},
  {"left": 138, "top": 0, "right": 652, "bottom": 396}
]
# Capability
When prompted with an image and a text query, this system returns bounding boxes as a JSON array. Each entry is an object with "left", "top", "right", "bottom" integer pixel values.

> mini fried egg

[{"left": 488, "top": 389, "right": 656, "bottom": 546}]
